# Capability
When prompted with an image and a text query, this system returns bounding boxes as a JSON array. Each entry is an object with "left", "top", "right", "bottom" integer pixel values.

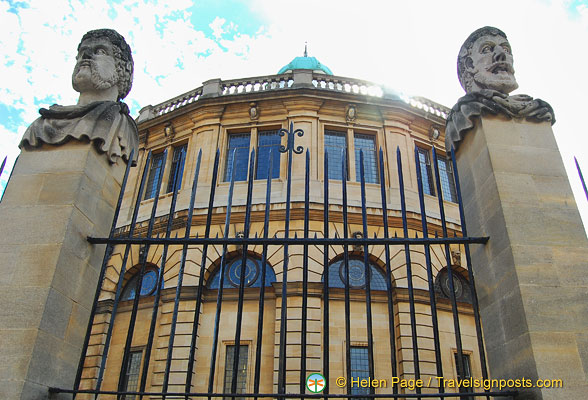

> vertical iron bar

[
  {"left": 322, "top": 150, "right": 330, "bottom": 399},
  {"left": 253, "top": 149, "right": 274, "bottom": 399},
  {"left": 359, "top": 150, "right": 375, "bottom": 395},
  {"left": 185, "top": 149, "right": 221, "bottom": 393},
  {"left": 414, "top": 147, "right": 444, "bottom": 394},
  {"left": 341, "top": 149, "right": 352, "bottom": 395},
  {"left": 0, "top": 156, "right": 6, "bottom": 177},
  {"left": 207, "top": 148, "right": 238, "bottom": 396},
  {"left": 72, "top": 149, "right": 135, "bottom": 397},
  {"left": 299, "top": 150, "right": 311, "bottom": 392},
  {"left": 94, "top": 150, "right": 152, "bottom": 395},
  {"left": 118, "top": 148, "right": 168, "bottom": 393},
  {"left": 431, "top": 147, "right": 465, "bottom": 390},
  {"left": 450, "top": 147, "right": 490, "bottom": 394},
  {"left": 378, "top": 148, "right": 398, "bottom": 394},
  {"left": 163, "top": 150, "right": 202, "bottom": 400},
  {"left": 140, "top": 149, "right": 185, "bottom": 400},
  {"left": 575, "top": 156, "right": 588, "bottom": 201},
  {"left": 278, "top": 122, "right": 299, "bottom": 393},
  {"left": 396, "top": 147, "right": 421, "bottom": 398},
  {"left": 231, "top": 149, "right": 256, "bottom": 394}
]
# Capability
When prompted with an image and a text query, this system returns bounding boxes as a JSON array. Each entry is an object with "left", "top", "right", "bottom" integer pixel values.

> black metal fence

[{"left": 49, "top": 124, "right": 516, "bottom": 399}]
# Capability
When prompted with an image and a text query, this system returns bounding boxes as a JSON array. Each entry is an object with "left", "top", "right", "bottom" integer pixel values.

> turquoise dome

[{"left": 278, "top": 55, "right": 333, "bottom": 75}]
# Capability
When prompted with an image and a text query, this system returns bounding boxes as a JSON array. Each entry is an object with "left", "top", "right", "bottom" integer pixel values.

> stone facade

[{"left": 78, "top": 71, "right": 481, "bottom": 397}]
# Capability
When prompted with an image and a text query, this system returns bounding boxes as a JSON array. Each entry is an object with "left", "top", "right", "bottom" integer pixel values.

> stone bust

[
  {"left": 20, "top": 29, "right": 138, "bottom": 164},
  {"left": 446, "top": 26, "right": 554, "bottom": 151}
]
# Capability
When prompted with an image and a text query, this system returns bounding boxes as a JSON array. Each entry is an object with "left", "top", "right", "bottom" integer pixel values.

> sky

[{"left": 1, "top": 0, "right": 588, "bottom": 230}]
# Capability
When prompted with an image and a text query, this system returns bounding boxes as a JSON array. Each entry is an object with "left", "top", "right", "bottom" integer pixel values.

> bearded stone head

[
  {"left": 72, "top": 29, "right": 133, "bottom": 102},
  {"left": 457, "top": 26, "right": 518, "bottom": 95}
]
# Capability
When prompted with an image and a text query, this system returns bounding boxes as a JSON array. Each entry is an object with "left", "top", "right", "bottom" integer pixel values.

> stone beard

[
  {"left": 20, "top": 29, "right": 138, "bottom": 164},
  {"left": 447, "top": 27, "right": 554, "bottom": 151}
]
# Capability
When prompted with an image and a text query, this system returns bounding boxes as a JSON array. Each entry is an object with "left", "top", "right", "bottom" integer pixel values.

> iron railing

[{"left": 49, "top": 124, "right": 516, "bottom": 399}]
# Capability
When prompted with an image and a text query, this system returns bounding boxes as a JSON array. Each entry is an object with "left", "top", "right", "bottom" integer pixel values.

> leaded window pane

[
  {"left": 437, "top": 156, "right": 457, "bottom": 202},
  {"left": 354, "top": 134, "right": 378, "bottom": 183},
  {"left": 224, "top": 345, "right": 248, "bottom": 400},
  {"left": 167, "top": 144, "right": 187, "bottom": 193},
  {"left": 325, "top": 130, "right": 348, "bottom": 181},
  {"left": 207, "top": 258, "right": 277, "bottom": 289},
  {"left": 121, "top": 350, "right": 142, "bottom": 400},
  {"left": 256, "top": 130, "right": 281, "bottom": 180},
  {"left": 350, "top": 346, "right": 370, "bottom": 400},
  {"left": 121, "top": 269, "right": 164, "bottom": 301},
  {"left": 324, "top": 259, "right": 387, "bottom": 290},
  {"left": 416, "top": 147, "right": 434, "bottom": 196},
  {"left": 225, "top": 133, "right": 251, "bottom": 182},
  {"left": 144, "top": 152, "right": 165, "bottom": 200}
]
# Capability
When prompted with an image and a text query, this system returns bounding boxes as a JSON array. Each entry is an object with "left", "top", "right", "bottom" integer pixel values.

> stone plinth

[
  {"left": 454, "top": 115, "right": 588, "bottom": 399},
  {"left": 0, "top": 141, "right": 127, "bottom": 399}
]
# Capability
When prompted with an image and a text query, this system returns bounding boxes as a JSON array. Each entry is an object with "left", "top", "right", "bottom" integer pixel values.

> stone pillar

[
  {"left": 0, "top": 141, "right": 127, "bottom": 399},
  {"left": 454, "top": 116, "right": 588, "bottom": 399}
]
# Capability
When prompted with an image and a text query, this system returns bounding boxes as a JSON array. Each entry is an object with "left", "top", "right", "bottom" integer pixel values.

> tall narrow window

[
  {"left": 416, "top": 147, "right": 434, "bottom": 196},
  {"left": 454, "top": 353, "right": 473, "bottom": 400},
  {"left": 256, "top": 129, "right": 281, "bottom": 179},
  {"left": 437, "top": 156, "right": 457, "bottom": 202},
  {"left": 354, "top": 134, "right": 378, "bottom": 183},
  {"left": 350, "top": 346, "right": 370, "bottom": 400},
  {"left": 167, "top": 144, "right": 187, "bottom": 193},
  {"left": 144, "top": 152, "right": 165, "bottom": 200},
  {"left": 325, "top": 130, "right": 347, "bottom": 180},
  {"left": 223, "top": 345, "right": 248, "bottom": 400},
  {"left": 225, "top": 133, "right": 251, "bottom": 182},
  {"left": 121, "top": 350, "right": 142, "bottom": 400}
]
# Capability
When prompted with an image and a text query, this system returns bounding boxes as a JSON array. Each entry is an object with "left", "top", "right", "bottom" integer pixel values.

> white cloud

[{"left": 210, "top": 16, "right": 227, "bottom": 39}]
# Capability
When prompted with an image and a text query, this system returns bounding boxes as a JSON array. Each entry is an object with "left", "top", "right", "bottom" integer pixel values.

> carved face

[
  {"left": 467, "top": 34, "right": 518, "bottom": 94},
  {"left": 72, "top": 37, "right": 118, "bottom": 94}
]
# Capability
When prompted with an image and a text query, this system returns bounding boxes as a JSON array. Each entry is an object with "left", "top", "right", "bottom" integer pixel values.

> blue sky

[{"left": 2, "top": 0, "right": 588, "bottom": 226}]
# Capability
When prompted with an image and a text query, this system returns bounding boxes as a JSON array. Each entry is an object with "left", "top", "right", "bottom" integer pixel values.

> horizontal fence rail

[{"left": 51, "top": 124, "right": 514, "bottom": 400}]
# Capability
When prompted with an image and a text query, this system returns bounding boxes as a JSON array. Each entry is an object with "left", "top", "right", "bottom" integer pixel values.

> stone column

[
  {"left": 454, "top": 115, "right": 588, "bottom": 399},
  {"left": 0, "top": 141, "right": 127, "bottom": 399}
]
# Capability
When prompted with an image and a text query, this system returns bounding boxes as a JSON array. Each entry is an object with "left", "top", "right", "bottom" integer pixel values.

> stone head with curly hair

[{"left": 72, "top": 28, "right": 134, "bottom": 102}]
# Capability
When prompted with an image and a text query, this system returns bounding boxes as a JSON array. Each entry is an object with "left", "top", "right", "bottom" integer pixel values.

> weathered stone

[{"left": 20, "top": 29, "right": 138, "bottom": 165}]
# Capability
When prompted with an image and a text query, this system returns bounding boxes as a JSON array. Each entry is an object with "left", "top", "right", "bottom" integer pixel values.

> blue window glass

[
  {"left": 167, "top": 144, "right": 187, "bottom": 193},
  {"left": 225, "top": 134, "right": 251, "bottom": 182},
  {"left": 207, "top": 257, "right": 277, "bottom": 289},
  {"left": 437, "top": 156, "right": 457, "bottom": 202},
  {"left": 256, "top": 130, "right": 281, "bottom": 180},
  {"left": 350, "top": 346, "right": 370, "bottom": 400},
  {"left": 354, "top": 134, "right": 378, "bottom": 184},
  {"left": 144, "top": 152, "right": 165, "bottom": 200},
  {"left": 121, "top": 268, "right": 163, "bottom": 301},
  {"left": 416, "top": 147, "right": 434, "bottom": 196},
  {"left": 325, "top": 130, "right": 347, "bottom": 180},
  {"left": 323, "top": 258, "right": 387, "bottom": 290}
]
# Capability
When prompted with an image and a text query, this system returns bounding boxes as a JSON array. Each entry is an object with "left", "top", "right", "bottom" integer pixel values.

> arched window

[
  {"left": 434, "top": 268, "right": 472, "bottom": 304},
  {"left": 207, "top": 256, "right": 276, "bottom": 289},
  {"left": 323, "top": 257, "right": 387, "bottom": 290},
  {"left": 121, "top": 266, "right": 163, "bottom": 301}
]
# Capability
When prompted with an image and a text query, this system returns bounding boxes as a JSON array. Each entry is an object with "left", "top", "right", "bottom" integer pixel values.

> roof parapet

[{"left": 137, "top": 70, "right": 450, "bottom": 123}]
